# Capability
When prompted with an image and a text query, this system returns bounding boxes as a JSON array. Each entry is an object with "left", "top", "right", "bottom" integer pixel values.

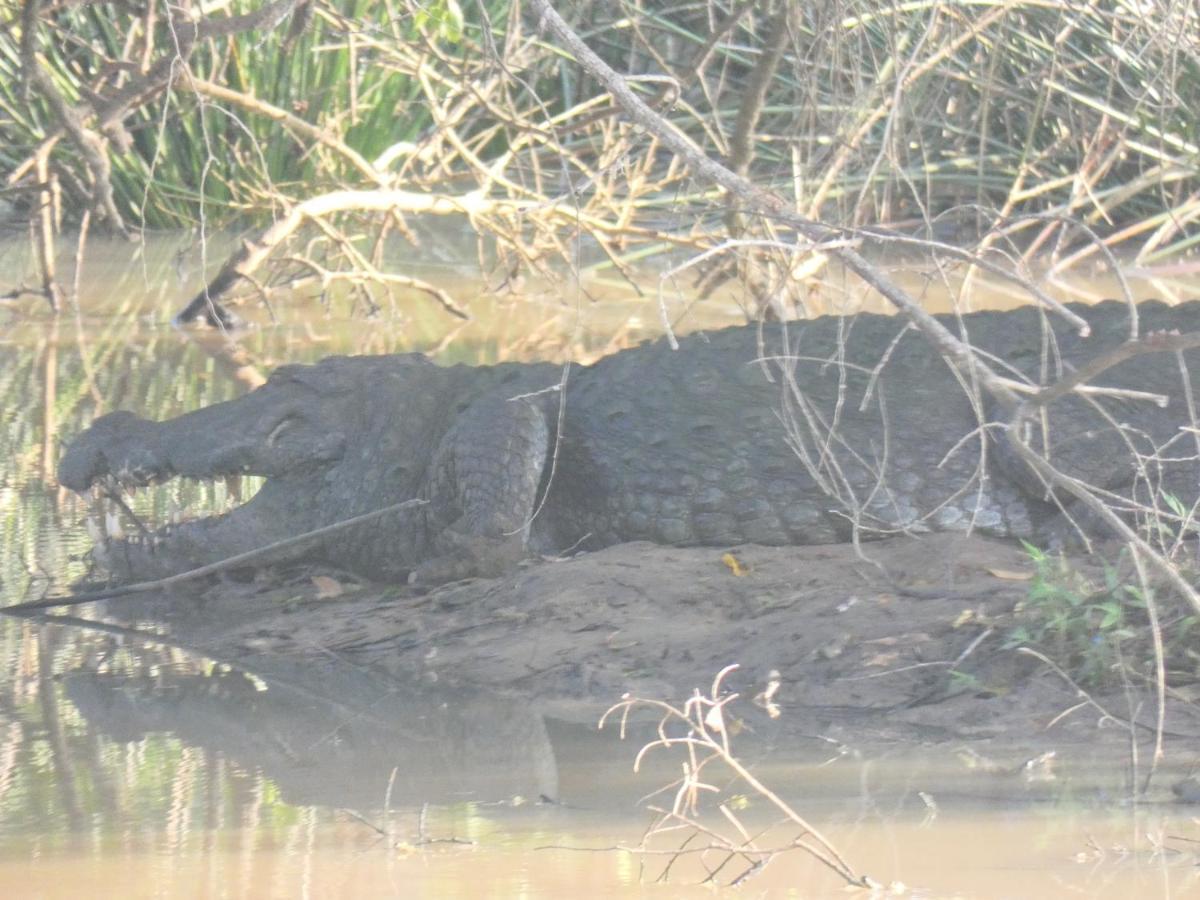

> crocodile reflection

[{"left": 64, "top": 657, "right": 559, "bottom": 809}]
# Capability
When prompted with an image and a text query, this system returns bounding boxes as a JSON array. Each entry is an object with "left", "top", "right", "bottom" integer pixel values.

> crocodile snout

[{"left": 57, "top": 411, "right": 163, "bottom": 491}]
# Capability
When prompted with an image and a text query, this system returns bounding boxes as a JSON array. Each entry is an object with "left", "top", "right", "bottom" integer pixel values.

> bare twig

[{"left": 599, "top": 666, "right": 867, "bottom": 888}]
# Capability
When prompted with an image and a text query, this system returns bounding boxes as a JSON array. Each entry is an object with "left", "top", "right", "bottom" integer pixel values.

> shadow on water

[
  {"left": 3, "top": 235, "right": 1200, "bottom": 896},
  {"left": 61, "top": 642, "right": 562, "bottom": 811}
]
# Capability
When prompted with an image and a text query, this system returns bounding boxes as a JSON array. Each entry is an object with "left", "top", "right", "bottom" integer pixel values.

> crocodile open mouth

[
  {"left": 85, "top": 474, "right": 250, "bottom": 547},
  {"left": 55, "top": 368, "right": 352, "bottom": 582},
  {"left": 74, "top": 472, "right": 273, "bottom": 582}
]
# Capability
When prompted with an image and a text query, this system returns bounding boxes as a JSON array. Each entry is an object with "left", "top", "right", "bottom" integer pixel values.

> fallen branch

[
  {"left": 174, "top": 189, "right": 490, "bottom": 324},
  {"left": 173, "top": 185, "right": 700, "bottom": 324}
]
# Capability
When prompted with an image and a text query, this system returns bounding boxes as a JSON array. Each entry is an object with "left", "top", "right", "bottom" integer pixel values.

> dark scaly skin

[{"left": 58, "top": 300, "right": 1200, "bottom": 583}]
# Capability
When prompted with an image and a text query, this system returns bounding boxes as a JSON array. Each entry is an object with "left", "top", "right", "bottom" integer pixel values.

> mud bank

[{"left": 85, "top": 533, "right": 1200, "bottom": 758}]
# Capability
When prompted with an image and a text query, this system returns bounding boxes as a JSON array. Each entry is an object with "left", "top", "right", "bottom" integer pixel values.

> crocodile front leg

[{"left": 414, "top": 394, "right": 550, "bottom": 583}]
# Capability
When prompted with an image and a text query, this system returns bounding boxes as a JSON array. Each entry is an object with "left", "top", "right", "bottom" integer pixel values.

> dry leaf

[
  {"left": 986, "top": 567, "right": 1032, "bottom": 581},
  {"left": 953, "top": 608, "right": 977, "bottom": 628},
  {"left": 311, "top": 575, "right": 344, "bottom": 598},
  {"left": 863, "top": 650, "right": 900, "bottom": 667},
  {"left": 753, "top": 674, "right": 783, "bottom": 719},
  {"left": 721, "top": 552, "right": 748, "bottom": 576}
]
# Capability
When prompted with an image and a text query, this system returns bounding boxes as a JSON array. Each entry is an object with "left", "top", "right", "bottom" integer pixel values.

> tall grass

[
  {"left": 583, "top": 0, "right": 1200, "bottom": 259},
  {"left": 0, "top": 0, "right": 464, "bottom": 227},
  {"left": 1, "top": 0, "right": 1197, "bottom": 261}
]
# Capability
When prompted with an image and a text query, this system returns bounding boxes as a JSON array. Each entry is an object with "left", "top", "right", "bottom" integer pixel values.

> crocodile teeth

[
  {"left": 105, "top": 510, "right": 125, "bottom": 541},
  {"left": 116, "top": 468, "right": 145, "bottom": 489}
]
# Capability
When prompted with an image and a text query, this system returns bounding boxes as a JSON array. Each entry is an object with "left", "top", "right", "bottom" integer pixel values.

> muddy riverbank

[{"left": 75, "top": 533, "right": 1200, "bottom": 764}]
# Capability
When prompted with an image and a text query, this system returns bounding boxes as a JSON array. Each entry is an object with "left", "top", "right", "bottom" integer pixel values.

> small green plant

[
  {"left": 1157, "top": 492, "right": 1200, "bottom": 542},
  {"left": 1009, "top": 542, "right": 1200, "bottom": 688},
  {"left": 1006, "top": 542, "right": 1140, "bottom": 687}
]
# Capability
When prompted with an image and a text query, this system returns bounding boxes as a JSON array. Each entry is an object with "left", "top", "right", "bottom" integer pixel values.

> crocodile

[{"left": 58, "top": 300, "right": 1200, "bottom": 584}]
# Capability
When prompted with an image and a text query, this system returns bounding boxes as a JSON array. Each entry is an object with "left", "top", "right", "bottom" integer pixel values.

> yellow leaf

[
  {"left": 952, "top": 608, "right": 976, "bottom": 628},
  {"left": 721, "top": 552, "right": 748, "bottom": 576}
]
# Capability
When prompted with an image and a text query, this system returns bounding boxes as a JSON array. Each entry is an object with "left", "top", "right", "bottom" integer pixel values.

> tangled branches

[
  {"left": 8, "top": 2, "right": 1195, "bottom": 320},
  {"left": 600, "top": 665, "right": 871, "bottom": 888}
]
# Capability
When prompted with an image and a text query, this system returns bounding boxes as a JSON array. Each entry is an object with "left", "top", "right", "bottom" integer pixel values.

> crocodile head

[{"left": 58, "top": 354, "right": 443, "bottom": 583}]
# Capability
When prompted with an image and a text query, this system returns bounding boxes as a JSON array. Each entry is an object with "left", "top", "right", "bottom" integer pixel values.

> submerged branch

[{"left": 173, "top": 182, "right": 705, "bottom": 324}]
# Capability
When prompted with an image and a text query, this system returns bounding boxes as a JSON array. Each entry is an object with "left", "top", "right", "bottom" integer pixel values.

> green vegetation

[
  {"left": 1008, "top": 542, "right": 1200, "bottom": 689},
  {"left": 1, "top": 1, "right": 450, "bottom": 227}
]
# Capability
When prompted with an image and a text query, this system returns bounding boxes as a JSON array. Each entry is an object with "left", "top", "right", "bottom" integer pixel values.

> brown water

[{"left": 1, "top": 233, "right": 1199, "bottom": 898}]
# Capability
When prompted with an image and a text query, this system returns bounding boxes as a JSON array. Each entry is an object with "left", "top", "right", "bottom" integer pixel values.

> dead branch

[
  {"left": 1021, "top": 330, "right": 1200, "bottom": 411},
  {"left": 599, "top": 665, "right": 868, "bottom": 888},
  {"left": 32, "top": 145, "right": 62, "bottom": 311},
  {"left": 182, "top": 78, "right": 387, "bottom": 186},
  {"left": 25, "top": 58, "right": 129, "bottom": 237},
  {"left": 174, "top": 182, "right": 709, "bottom": 324},
  {"left": 727, "top": 4, "right": 791, "bottom": 181}
]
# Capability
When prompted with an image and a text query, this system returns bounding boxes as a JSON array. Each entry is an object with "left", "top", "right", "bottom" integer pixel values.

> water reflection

[{"left": 64, "top": 652, "right": 560, "bottom": 811}]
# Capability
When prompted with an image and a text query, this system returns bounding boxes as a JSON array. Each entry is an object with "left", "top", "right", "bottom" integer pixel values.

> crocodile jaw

[{"left": 81, "top": 479, "right": 310, "bottom": 583}]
